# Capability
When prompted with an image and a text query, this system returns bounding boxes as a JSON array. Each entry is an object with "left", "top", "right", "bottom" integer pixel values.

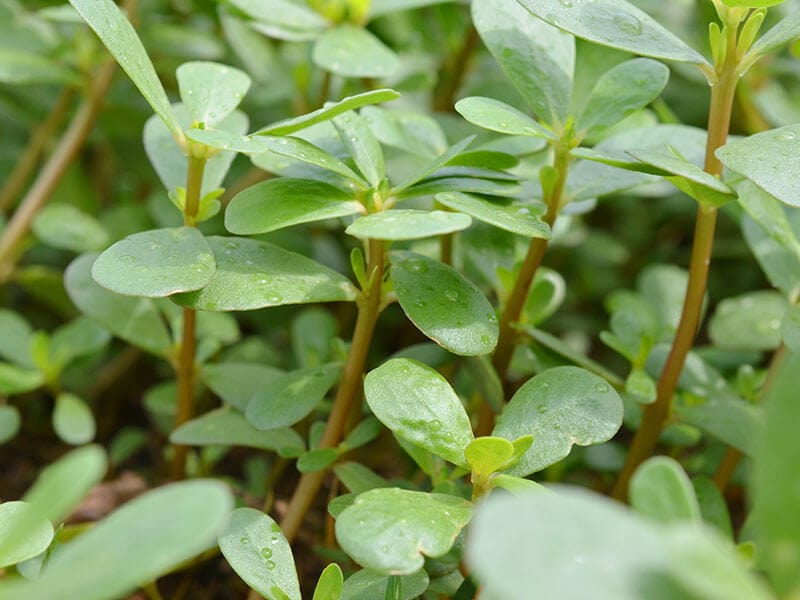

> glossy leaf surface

[
  {"left": 172, "top": 237, "right": 355, "bottom": 311},
  {"left": 454, "top": 96, "right": 552, "bottom": 138},
  {"left": 176, "top": 61, "right": 250, "bottom": 127},
  {"left": 346, "top": 210, "right": 471, "bottom": 241},
  {"left": 364, "top": 358, "right": 474, "bottom": 466},
  {"left": 493, "top": 366, "right": 623, "bottom": 476},
  {"left": 392, "top": 252, "right": 498, "bottom": 356},
  {"left": 336, "top": 488, "right": 473, "bottom": 574},
  {"left": 219, "top": 507, "right": 301, "bottom": 600},
  {"left": 436, "top": 192, "right": 550, "bottom": 239}
]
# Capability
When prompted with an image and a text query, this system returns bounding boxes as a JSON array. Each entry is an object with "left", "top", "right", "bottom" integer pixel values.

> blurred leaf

[
  {"left": 709, "top": 291, "right": 786, "bottom": 351},
  {"left": 32, "top": 204, "right": 109, "bottom": 253},
  {"left": 0, "top": 502, "right": 53, "bottom": 569},
  {"left": 629, "top": 457, "right": 701, "bottom": 524},
  {"left": 52, "top": 393, "right": 95, "bottom": 445},
  {"left": 171, "top": 408, "right": 305, "bottom": 452},
  {"left": 202, "top": 362, "right": 284, "bottom": 411},
  {"left": 313, "top": 25, "right": 399, "bottom": 78},
  {"left": 0, "top": 405, "right": 21, "bottom": 445}
]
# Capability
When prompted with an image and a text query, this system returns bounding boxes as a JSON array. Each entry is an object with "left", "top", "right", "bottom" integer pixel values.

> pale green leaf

[
  {"left": 629, "top": 457, "right": 702, "bottom": 524},
  {"left": 171, "top": 408, "right": 304, "bottom": 452},
  {"left": 52, "top": 393, "right": 95, "bottom": 445},
  {"left": 0, "top": 502, "right": 54, "bottom": 569},
  {"left": 313, "top": 25, "right": 399, "bottom": 78},
  {"left": 454, "top": 96, "right": 553, "bottom": 139},
  {"left": 346, "top": 210, "right": 471, "bottom": 241},
  {"left": 91, "top": 227, "right": 215, "bottom": 298},
  {"left": 364, "top": 358, "right": 474, "bottom": 466},
  {"left": 176, "top": 61, "right": 250, "bottom": 127},
  {"left": 709, "top": 290, "right": 786, "bottom": 351},
  {"left": 435, "top": 192, "right": 550, "bottom": 239}
]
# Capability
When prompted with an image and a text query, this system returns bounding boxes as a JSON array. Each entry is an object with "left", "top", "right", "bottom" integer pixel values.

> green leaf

[
  {"left": 391, "top": 251, "right": 498, "bottom": 356},
  {"left": 246, "top": 364, "right": 341, "bottom": 429},
  {"left": 313, "top": 25, "right": 399, "bottom": 78},
  {"left": 313, "top": 563, "right": 344, "bottom": 600},
  {"left": 782, "top": 304, "right": 800, "bottom": 353},
  {"left": 717, "top": 124, "right": 800, "bottom": 207},
  {"left": 228, "top": 0, "right": 327, "bottom": 41},
  {"left": 0, "top": 446, "right": 106, "bottom": 567},
  {"left": 65, "top": 254, "right": 172, "bottom": 356},
  {"left": 464, "top": 437, "right": 515, "bottom": 479},
  {"left": 0, "top": 502, "right": 54, "bottom": 569},
  {"left": 52, "top": 393, "right": 95, "bottom": 445},
  {"left": 436, "top": 192, "right": 550, "bottom": 239},
  {"left": 258, "top": 89, "right": 401, "bottom": 136},
  {"left": 68, "top": 0, "right": 181, "bottom": 138},
  {"left": 491, "top": 473, "right": 548, "bottom": 496},
  {"left": 341, "top": 417, "right": 383, "bottom": 451},
  {"left": 171, "top": 408, "right": 305, "bottom": 453},
  {"left": 0, "top": 48, "right": 78, "bottom": 85},
  {"left": 346, "top": 210, "right": 471, "bottom": 241},
  {"left": 297, "top": 448, "right": 339, "bottom": 473},
  {"left": 466, "top": 487, "right": 772, "bottom": 600},
  {"left": 0, "top": 480, "right": 232, "bottom": 600},
  {"left": 472, "top": 0, "right": 574, "bottom": 126},
  {"left": 335, "top": 488, "right": 473, "bottom": 575},
  {"left": 292, "top": 308, "right": 338, "bottom": 368},
  {"left": 493, "top": 366, "right": 623, "bottom": 476},
  {"left": 257, "top": 137, "right": 368, "bottom": 187},
  {"left": 626, "top": 147, "right": 736, "bottom": 207},
  {"left": 576, "top": 58, "right": 669, "bottom": 138},
  {"left": 516, "top": 0, "right": 709, "bottom": 65},
  {"left": 720, "top": 0, "right": 783, "bottom": 6},
  {"left": 0, "top": 363, "right": 44, "bottom": 395},
  {"left": 754, "top": 351, "right": 800, "bottom": 595},
  {"left": 225, "top": 179, "right": 363, "bottom": 236},
  {"left": 144, "top": 106, "right": 247, "bottom": 197},
  {"left": 0, "top": 310, "right": 34, "bottom": 368},
  {"left": 629, "top": 457, "right": 701, "bottom": 524},
  {"left": 335, "top": 462, "right": 389, "bottom": 494},
  {"left": 176, "top": 61, "right": 250, "bottom": 127},
  {"left": 397, "top": 176, "right": 521, "bottom": 200},
  {"left": 0, "top": 405, "right": 21, "bottom": 445},
  {"left": 693, "top": 476, "right": 733, "bottom": 539},
  {"left": 171, "top": 237, "right": 356, "bottom": 311},
  {"left": 333, "top": 110, "right": 385, "bottom": 189},
  {"left": 454, "top": 97, "right": 553, "bottom": 139},
  {"left": 361, "top": 106, "right": 447, "bottom": 158},
  {"left": 393, "top": 136, "right": 477, "bottom": 192},
  {"left": 202, "top": 362, "right": 285, "bottom": 411},
  {"left": 32, "top": 204, "right": 109, "bottom": 253},
  {"left": 364, "top": 358, "right": 474, "bottom": 466},
  {"left": 340, "top": 568, "right": 429, "bottom": 600},
  {"left": 49, "top": 317, "right": 111, "bottom": 371},
  {"left": 709, "top": 290, "right": 786, "bottom": 351},
  {"left": 91, "top": 227, "right": 215, "bottom": 298},
  {"left": 218, "top": 507, "right": 301, "bottom": 600},
  {"left": 746, "top": 11, "right": 800, "bottom": 59}
]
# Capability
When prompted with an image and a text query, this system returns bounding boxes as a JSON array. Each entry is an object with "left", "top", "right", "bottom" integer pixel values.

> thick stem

[
  {"left": 0, "top": 88, "right": 75, "bottom": 214},
  {"left": 612, "top": 43, "right": 740, "bottom": 502},
  {"left": 0, "top": 60, "right": 117, "bottom": 282},
  {"left": 279, "top": 238, "right": 385, "bottom": 543},
  {"left": 171, "top": 307, "right": 197, "bottom": 480},
  {"left": 171, "top": 153, "right": 207, "bottom": 479}
]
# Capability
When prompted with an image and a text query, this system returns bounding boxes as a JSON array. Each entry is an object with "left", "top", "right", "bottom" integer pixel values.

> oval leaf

[
  {"left": 472, "top": 0, "right": 574, "bottom": 126},
  {"left": 53, "top": 393, "right": 96, "bottom": 445},
  {"left": 709, "top": 290, "right": 786, "bottom": 351},
  {"left": 454, "top": 96, "right": 553, "bottom": 139},
  {"left": 0, "top": 480, "right": 233, "bottom": 600},
  {"left": 335, "top": 488, "right": 473, "bottom": 575},
  {"left": 32, "top": 204, "right": 109, "bottom": 253},
  {"left": 225, "top": 178, "right": 363, "bottom": 235},
  {"left": 0, "top": 502, "right": 54, "bottom": 569},
  {"left": 176, "top": 61, "right": 250, "bottom": 127},
  {"left": 364, "top": 358, "right": 474, "bottom": 466},
  {"left": 493, "top": 366, "right": 623, "bottom": 476},
  {"left": 172, "top": 237, "right": 355, "bottom": 311},
  {"left": 629, "top": 456, "right": 701, "bottom": 524},
  {"left": 91, "top": 227, "right": 215, "bottom": 298},
  {"left": 171, "top": 408, "right": 305, "bottom": 453},
  {"left": 219, "top": 507, "right": 301, "bottom": 600},
  {"left": 515, "top": 0, "right": 708, "bottom": 65},
  {"left": 392, "top": 251, "right": 498, "bottom": 356},
  {"left": 202, "top": 362, "right": 285, "bottom": 411},
  {"left": 313, "top": 25, "right": 399, "bottom": 78},
  {"left": 346, "top": 210, "right": 471, "bottom": 241},
  {"left": 312, "top": 563, "right": 343, "bottom": 600},
  {"left": 246, "top": 364, "right": 341, "bottom": 430},
  {"left": 0, "top": 405, "right": 21, "bottom": 445}
]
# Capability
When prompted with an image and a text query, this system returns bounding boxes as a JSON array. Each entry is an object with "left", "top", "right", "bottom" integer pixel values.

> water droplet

[
  {"left": 240, "top": 536, "right": 249, "bottom": 545},
  {"left": 405, "top": 259, "right": 428, "bottom": 273},
  {"left": 445, "top": 290, "right": 459, "bottom": 302},
  {"left": 224, "top": 241, "right": 239, "bottom": 250},
  {"left": 537, "top": 404, "right": 548, "bottom": 414},
  {"left": 380, "top": 545, "right": 389, "bottom": 553},
  {"left": 261, "top": 548, "right": 273, "bottom": 559},
  {"left": 134, "top": 265, "right": 148, "bottom": 273},
  {"left": 265, "top": 292, "right": 284, "bottom": 304},
  {"left": 612, "top": 13, "right": 643, "bottom": 36},
  {"left": 777, "top": 131, "right": 797, "bottom": 141},
  {"left": 594, "top": 382, "right": 610, "bottom": 393},
  {"left": 431, "top": 420, "right": 442, "bottom": 431},
  {"left": 265, "top": 560, "right": 276, "bottom": 570},
  {"left": 499, "top": 121, "right": 509, "bottom": 128},
  {"left": 553, "top": 423, "right": 561, "bottom": 430},
  {"left": 149, "top": 242, "right": 163, "bottom": 251},
  {"left": 558, "top": 0, "right": 572, "bottom": 7},
  {"left": 120, "top": 254, "right": 136, "bottom": 263}
]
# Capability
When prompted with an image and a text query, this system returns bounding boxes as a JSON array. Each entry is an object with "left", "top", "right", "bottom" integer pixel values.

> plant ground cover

[{"left": 1, "top": 0, "right": 800, "bottom": 598}]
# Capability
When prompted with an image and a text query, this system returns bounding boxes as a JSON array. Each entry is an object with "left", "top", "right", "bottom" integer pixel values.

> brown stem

[
  {"left": 612, "top": 38, "right": 740, "bottom": 501},
  {"left": 714, "top": 344, "right": 788, "bottom": 491},
  {"left": 279, "top": 238, "right": 385, "bottom": 543},
  {"left": 171, "top": 306, "right": 197, "bottom": 480},
  {"left": 0, "top": 88, "right": 75, "bottom": 214},
  {"left": 0, "top": 60, "right": 117, "bottom": 282}
]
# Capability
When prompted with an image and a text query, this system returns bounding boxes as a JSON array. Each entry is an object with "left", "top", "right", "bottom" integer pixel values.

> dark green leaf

[
  {"left": 435, "top": 192, "right": 550, "bottom": 239},
  {"left": 346, "top": 210, "right": 471, "bottom": 241}
]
